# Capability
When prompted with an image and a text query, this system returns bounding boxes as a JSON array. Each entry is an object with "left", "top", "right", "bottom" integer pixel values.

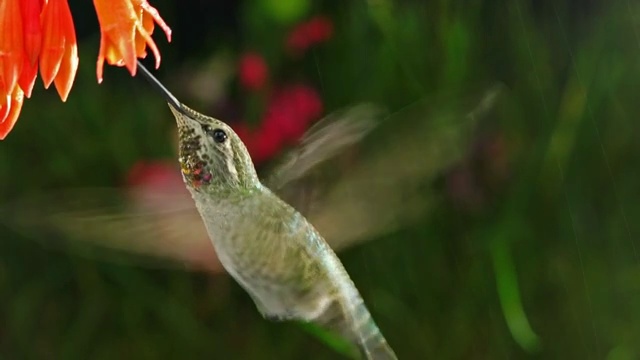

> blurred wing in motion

[
  {"left": 266, "top": 103, "right": 384, "bottom": 191},
  {"left": 266, "top": 103, "right": 385, "bottom": 215},
  {"left": 0, "top": 187, "right": 223, "bottom": 273},
  {"left": 278, "top": 83, "right": 508, "bottom": 251}
]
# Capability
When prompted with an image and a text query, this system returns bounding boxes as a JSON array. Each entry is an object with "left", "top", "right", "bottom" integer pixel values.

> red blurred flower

[
  {"left": 234, "top": 122, "right": 283, "bottom": 165},
  {"left": 238, "top": 52, "right": 268, "bottom": 91},
  {"left": 126, "top": 160, "right": 184, "bottom": 190},
  {"left": 123, "top": 160, "right": 224, "bottom": 274},
  {"left": 233, "top": 84, "right": 323, "bottom": 165},
  {"left": 286, "top": 16, "right": 334, "bottom": 55},
  {"left": 266, "top": 84, "right": 322, "bottom": 140}
]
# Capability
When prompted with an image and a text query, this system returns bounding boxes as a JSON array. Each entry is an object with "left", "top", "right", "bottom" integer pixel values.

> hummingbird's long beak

[{"left": 136, "top": 60, "right": 191, "bottom": 117}]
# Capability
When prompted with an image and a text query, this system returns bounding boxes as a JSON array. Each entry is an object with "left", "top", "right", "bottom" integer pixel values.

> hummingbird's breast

[{"left": 192, "top": 187, "right": 341, "bottom": 291}]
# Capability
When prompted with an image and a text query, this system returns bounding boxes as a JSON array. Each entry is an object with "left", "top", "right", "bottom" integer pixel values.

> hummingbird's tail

[
  {"left": 317, "top": 293, "right": 397, "bottom": 360},
  {"left": 357, "top": 332, "right": 397, "bottom": 360},
  {"left": 349, "top": 298, "right": 397, "bottom": 360}
]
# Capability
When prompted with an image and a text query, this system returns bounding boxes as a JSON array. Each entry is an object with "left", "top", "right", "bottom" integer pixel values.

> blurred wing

[
  {"left": 279, "top": 83, "right": 508, "bottom": 251},
  {"left": 265, "top": 104, "right": 385, "bottom": 215},
  {"left": 0, "top": 187, "right": 222, "bottom": 273},
  {"left": 266, "top": 103, "right": 385, "bottom": 191}
]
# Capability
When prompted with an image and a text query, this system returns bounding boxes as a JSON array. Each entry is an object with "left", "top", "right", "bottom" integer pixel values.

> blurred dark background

[{"left": 2, "top": 0, "right": 640, "bottom": 358}]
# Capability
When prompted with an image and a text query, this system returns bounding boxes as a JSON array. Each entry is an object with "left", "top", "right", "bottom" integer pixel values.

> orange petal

[
  {"left": 93, "top": 0, "right": 139, "bottom": 78},
  {"left": 0, "top": 86, "right": 25, "bottom": 140},
  {"left": 133, "top": 20, "right": 161, "bottom": 69},
  {"left": 19, "top": 0, "right": 43, "bottom": 66},
  {"left": 104, "top": 27, "right": 136, "bottom": 68},
  {"left": 53, "top": 41, "right": 78, "bottom": 101},
  {"left": 39, "top": 0, "right": 65, "bottom": 88},
  {"left": 133, "top": 0, "right": 172, "bottom": 43},
  {"left": 0, "top": 95, "right": 10, "bottom": 124},
  {"left": 53, "top": 0, "right": 78, "bottom": 101},
  {"left": 133, "top": 0, "right": 171, "bottom": 69},
  {"left": 134, "top": 10, "right": 155, "bottom": 58},
  {"left": 0, "top": 0, "right": 25, "bottom": 98},
  {"left": 0, "top": 59, "right": 7, "bottom": 99},
  {"left": 18, "top": 56, "right": 38, "bottom": 98},
  {"left": 96, "top": 34, "right": 108, "bottom": 83}
]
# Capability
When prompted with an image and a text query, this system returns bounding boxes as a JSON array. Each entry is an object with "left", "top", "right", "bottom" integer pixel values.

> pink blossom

[
  {"left": 286, "top": 16, "right": 334, "bottom": 55},
  {"left": 238, "top": 52, "right": 268, "bottom": 90}
]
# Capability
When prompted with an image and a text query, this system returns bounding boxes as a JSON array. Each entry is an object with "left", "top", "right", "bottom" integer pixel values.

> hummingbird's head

[
  {"left": 136, "top": 62, "right": 259, "bottom": 194},
  {"left": 170, "top": 104, "right": 259, "bottom": 193}
]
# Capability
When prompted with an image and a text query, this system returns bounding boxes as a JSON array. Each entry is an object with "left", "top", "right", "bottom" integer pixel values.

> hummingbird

[{"left": 135, "top": 61, "right": 399, "bottom": 359}]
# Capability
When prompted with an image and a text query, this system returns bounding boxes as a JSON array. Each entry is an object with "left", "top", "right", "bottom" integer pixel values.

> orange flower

[
  {"left": 0, "top": 0, "right": 78, "bottom": 139},
  {"left": 0, "top": 0, "right": 171, "bottom": 140},
  {"left": 94, "top": 0, "right": 172, "bottom": 83}
]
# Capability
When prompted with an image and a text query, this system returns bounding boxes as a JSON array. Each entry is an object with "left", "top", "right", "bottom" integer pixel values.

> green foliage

[{"left": 2, "top": 0, "right": 640, "bottom": 358}]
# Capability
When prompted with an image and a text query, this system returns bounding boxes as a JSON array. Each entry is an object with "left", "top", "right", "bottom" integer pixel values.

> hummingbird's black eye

[
  {"left": 212, "top": 129, "right": 227, "bottom": 143},
  {"left": 202, "top": 125, "right": 227, "bottom": 143}
]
